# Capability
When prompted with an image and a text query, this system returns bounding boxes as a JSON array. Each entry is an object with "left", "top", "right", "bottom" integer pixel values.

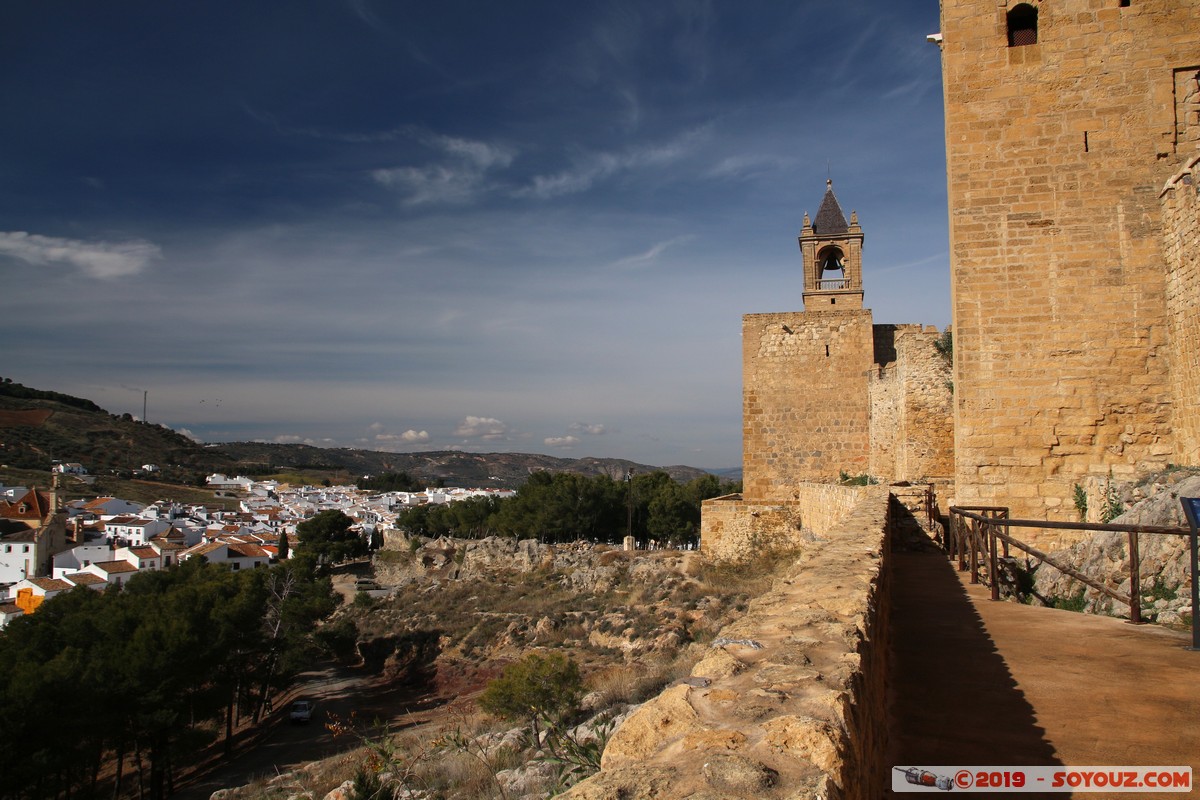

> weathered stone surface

[
  {"left": 701, "top": 753, "right": 778, "bottom": 793},
  {"left": 320, "top": 780, "right": 353, "bottom": 800},
  {"left": 573, "top": 489, "right": 894, "bottom": 800},
  {"left": 760, "top": 715, "right": 843, "bottom": 774},
  {"left": 598, "top": 684, "right": 702, "bottom": 770},
  {"left": 943, "top": 0, "right": 1199, "bottom": 523},
  {"left": 690, "top": 648, "right": 745, "bottom": 681},
  {"left": 558, "top": 765, "right": 680, "bottom": 799}
]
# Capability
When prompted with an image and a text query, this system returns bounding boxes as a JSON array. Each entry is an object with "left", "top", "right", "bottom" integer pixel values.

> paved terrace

[{"left": 890, "top": 546, "right": 1200, "bottom": 798}]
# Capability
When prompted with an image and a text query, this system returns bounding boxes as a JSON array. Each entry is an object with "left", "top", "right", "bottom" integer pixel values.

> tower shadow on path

[{"left": 887, "top": 544, "right": 1063, "bottom": 794}]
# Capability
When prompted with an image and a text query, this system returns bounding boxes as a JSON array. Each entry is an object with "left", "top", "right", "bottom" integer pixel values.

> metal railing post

[{"left": 1191, "top": 518, "right": 1199, "bottom": 650}]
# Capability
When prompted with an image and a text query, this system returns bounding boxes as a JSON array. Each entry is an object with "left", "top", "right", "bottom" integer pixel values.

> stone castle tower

[
  {"left": 938, "top": 0, "right": 1200, "bottom": 520},
  {"left": 705, "top": 183, "right": 952, "bottom": 555},
  {"left": 800, "top": 181, "right": 865, "bottom": 311},
  {"left": 741, "top": 182, "right": 875, "bottom": 501}
]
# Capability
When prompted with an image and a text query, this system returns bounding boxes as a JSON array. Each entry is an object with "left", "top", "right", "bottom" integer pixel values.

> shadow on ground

[{"left": 887, "top": 540, "right": 1063, "bottom": 785}]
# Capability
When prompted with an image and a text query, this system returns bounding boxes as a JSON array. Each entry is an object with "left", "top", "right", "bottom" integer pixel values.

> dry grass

[{"left": 241, "top": 544, "right": 804, "bottom": 799}]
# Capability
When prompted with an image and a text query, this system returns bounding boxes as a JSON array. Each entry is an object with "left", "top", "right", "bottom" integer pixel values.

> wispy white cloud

[
  {"left": 707, "top": 153, "right": 796, "bottom": 181},
  {"left": 268, "top": 434, "right": 311, "bottom": 444},
  {"left": 372, "top": 430, "right": 431, "bottom": 445},
  {"left": 427, "top": 134, "right": 514, "bottom": 170},
  {"left": 515, "top": 126, "right": 710, "bottom": 200},
  {"left": 569, "top": 422, "right": 607, "bottom": 436},
  {"left": 455, "top": 415, "right": 509, "bottom": 440},
  {"left": 610, "top": 236, "right": 693, "bottom": 270},
  {"left": 371, "top": 133, "right": 515, "bottom": 206},
  {"left": 544, "top": 435, "right": 580, "bottom": 448},
  {"left": 345, "top": 0, "right": 386, "bottom": 32},
  {"left": 0, "top": 231, "right": 161, "bottom": 279},
  {"left": 372, "top": 164, "right": 487, "bottom": 206}
]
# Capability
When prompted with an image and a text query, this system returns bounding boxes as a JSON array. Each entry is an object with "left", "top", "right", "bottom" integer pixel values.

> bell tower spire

[{"left": 799, "top": 180, "right": 864, "bottom": 310}]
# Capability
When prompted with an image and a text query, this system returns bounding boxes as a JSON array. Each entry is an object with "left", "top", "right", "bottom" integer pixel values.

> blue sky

[{"left": 0, "top": 1, "right": 949, "bottom": 471}]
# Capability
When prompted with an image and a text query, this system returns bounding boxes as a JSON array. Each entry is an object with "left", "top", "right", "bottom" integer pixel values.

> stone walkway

[{"left": 889, "top": 547, "right": 1200, "bottom": 798}]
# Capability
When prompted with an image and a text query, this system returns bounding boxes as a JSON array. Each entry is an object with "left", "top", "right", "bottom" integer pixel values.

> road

[{"left": 171, "top": 663, "right": 443, "bottom": 800}]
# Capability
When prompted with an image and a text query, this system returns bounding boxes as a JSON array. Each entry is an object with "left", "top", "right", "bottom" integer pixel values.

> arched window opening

[
  {"left": 817, "top": 246, "right": 846, "bottom": 289},
  {"left": 1007, "top": 3, "right": 1038, "bottom": 47}
]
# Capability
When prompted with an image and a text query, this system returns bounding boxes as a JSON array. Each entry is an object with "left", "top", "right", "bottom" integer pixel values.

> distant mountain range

[{"left": 0, "top": 378, "right": 736, "bottom": 488}]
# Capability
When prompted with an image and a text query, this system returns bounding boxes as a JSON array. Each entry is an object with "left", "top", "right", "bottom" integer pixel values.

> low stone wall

[
  {"left": 564, "top": 487, "right": 893, "bottom": 799},
  {"left": 699, "top": 482, "right": 871, "bottom": 561}
]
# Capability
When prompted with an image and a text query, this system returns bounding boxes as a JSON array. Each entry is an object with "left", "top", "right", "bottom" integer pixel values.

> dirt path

[
  {"left": 889, "top": 548, "right": 1200, "bottom": 798},
  {"left": 170, "top": 664, "right": 445, "bottom": 799}
]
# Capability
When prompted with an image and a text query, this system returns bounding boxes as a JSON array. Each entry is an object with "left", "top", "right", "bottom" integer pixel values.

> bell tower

[{"left": 799, "top": 180, "right": 864, "bottom": 310}]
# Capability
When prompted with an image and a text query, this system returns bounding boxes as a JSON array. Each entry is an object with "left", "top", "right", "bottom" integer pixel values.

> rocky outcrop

[
  {"left": 1032, "top": 471, "right": 1197, "bottom": 623},
  {"left": 561, "top": 487, "right": 894, "bottom": 800}
]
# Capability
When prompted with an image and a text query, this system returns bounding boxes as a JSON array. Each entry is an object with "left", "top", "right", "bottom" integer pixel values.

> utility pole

[{"left": 626, "top": 468, "right": 635, "bottom": 543}]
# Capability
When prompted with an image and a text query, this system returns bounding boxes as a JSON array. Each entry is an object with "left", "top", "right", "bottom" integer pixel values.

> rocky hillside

[
  {"left": 0, "top": 380, "right": 234, "bottom": 482},
  {"left": 209, "top": 536, "right": 791, "bottom": 800},
  {"left": 216, "top": 443, "right": 714, "bottom": 487},
  {"left": 0, "top": 378, "right": 718, "bottom": 487},
  {"left": 1025, "top": 467, "right": 1199, "bottom": 625}
]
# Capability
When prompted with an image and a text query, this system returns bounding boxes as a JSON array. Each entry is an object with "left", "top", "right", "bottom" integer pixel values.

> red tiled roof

[
  {"left": 63, "top": 572, "right": 107, "bottom": 587},
  {"left": 27, "top": 577, "right": 72, "bottom": 593},
  {"left": 84, "top": 497, "right": 117, "bottom": 509},
  {"left": 0, "top": 489, "right": 50, "bottom": 522},
  {"left": 149, "top": 539, "right": 186, "bottom": 551},
  {"left": 183, "top": 541, "right": 226, "bottom": 558},
  {"left": 93, "top": 560, "right": 137, "bottom": 574},
  {"left": 227, "top": 543, "right": 270, "bottom": 559}
]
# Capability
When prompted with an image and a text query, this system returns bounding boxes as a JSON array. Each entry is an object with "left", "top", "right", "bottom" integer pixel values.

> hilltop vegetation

[{"left": 0, "top": 378, "right": 722, "bottom": 490}]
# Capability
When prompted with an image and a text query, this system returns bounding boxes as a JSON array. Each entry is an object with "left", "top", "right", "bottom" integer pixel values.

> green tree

[
  {"left": 295, "top": 509, "right": 367, "bottom": 569},
  {"left": 358, "top": 471, "right": 423, "bottom": 492},
  {"left": 478, "top": 652, "right": 583, "bottom": 743}
]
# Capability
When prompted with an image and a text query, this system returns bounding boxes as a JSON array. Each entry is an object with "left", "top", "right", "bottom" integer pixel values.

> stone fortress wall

[
  {"left": 565, "top": 488, "right": 895, "bottom": 800},
  {"left": 869, "top": 325, "right": 955, "bottom": 484},
  {"left": 579, "top": 4, "right": 1200, "bottom": 795},
  {"left": 941, "top": 0, "right": 1200, "bottom": 520},
  {"left": 1164, "top": 152, "right": 1200, "bottom": 467},
  {"left": 741, "top": 310, "right": 875, "bottom": 500}
]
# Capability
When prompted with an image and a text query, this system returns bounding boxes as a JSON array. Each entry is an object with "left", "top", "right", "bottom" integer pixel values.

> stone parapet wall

[
  {"left": 700, "top": 482, "right": 871, "bottom": 560},
  {"left": 1164, "top": 153, "right": 1200, "bottom": 466},
  {"left": 565, "top": 488, "right": 893, "bottom": 800},
  {"left": 868, "top": 362, "right": 899, "bottom": 481}
]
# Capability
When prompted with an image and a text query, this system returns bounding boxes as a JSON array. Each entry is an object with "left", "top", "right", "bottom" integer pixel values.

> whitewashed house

[
  {"left": 52, "top": 540, "right": 116, "bottom": 579},
  {"left": 103, "top": 516, "right": 171, "bottom": 546},
  {"left": 81, "top": 560, "right": 137, "bottom": 588},
  {"left": 179, "top": 541, "right": 271, "bottom": 571},
  {"left": 61, "top": 572, "right": 107, "bottom": 592},
  {"left": 0, "top": 601, "right": 23, "bottom": 628},
  {"left": 116, "top": 545, "right": 162, "bottom": 572}
]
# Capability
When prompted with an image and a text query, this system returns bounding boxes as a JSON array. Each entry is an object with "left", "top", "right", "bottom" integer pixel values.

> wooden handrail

[{"left": 948, "top": 506, "right": 1190, "bottom": 630}]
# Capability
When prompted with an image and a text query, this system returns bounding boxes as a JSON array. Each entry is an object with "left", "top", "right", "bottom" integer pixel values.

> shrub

[
  {"left": 478, "top": 652, "right": 583, "bottom": 741},
  {"left": 1072, "top": 483, "right": 1088, "bottom": 522}
]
